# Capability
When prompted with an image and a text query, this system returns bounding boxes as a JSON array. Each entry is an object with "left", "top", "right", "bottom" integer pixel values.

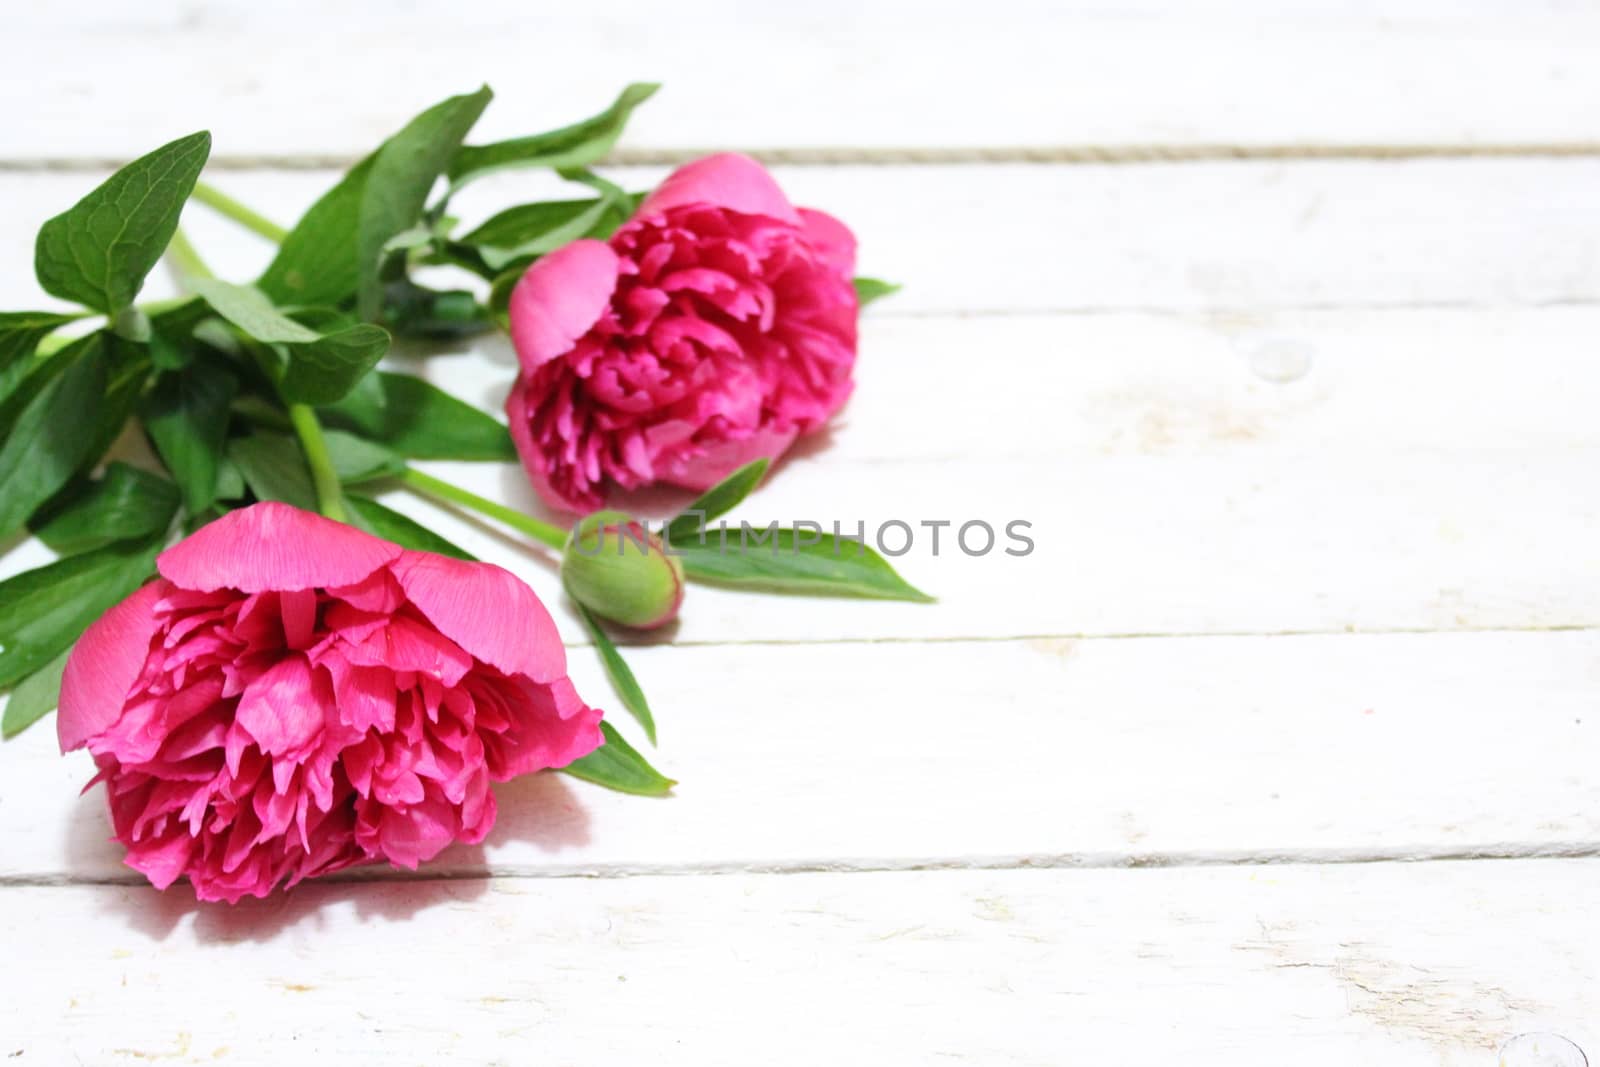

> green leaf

[
  {"left": 324, "top": 431, "right": 404, "bottom": 483},
  {"left": 665, "top": 459, "right": 770, "bottom": 544},
  {"left": 3, "top": 646, "right": 72, "bottom": 738},
  {"left": 227, "top": 432, "right": 316, "bottom": 510},
  {"left": 672, "top": 528, "right": 933, "bottom": 602},
  {"left": 854, "top": 277, "right": 901, "bottom": 307},
  {"left": 34, "top": 131, "right": 211, "bottom": 314},
  {"left": 357, "top": 87, "right": 494, "bottom": 319},
  {"left": 448, "top": 83, "right": 658, "bottom": 188},
  {"left": 0, "top": 311, "right": 81, "bottom": 374},
  {"left": 563, "top": 721, "right": 674, "bottom": 797},
  {"left": 321, "top": 371, "right": 515, "bottom": 460},
  {"left": 214, "top": 455, "right": 247, "bottom": 501},
  {"left": 278, "top": 324, "right": 390, "bottom": 405},
  {"left": 0, "top": 334, "right": 107, "bottom": 540},
  {"left": 259, "top": 155, "right": 375, "bottom": 307},
  {"left": 381, "top": 280, "right": 492, "bottom": 340},
  {"left": 192, "top": 279, "right": 321, "bottom": 343},
  {"left": 141, "top": 360, "right": 237, "bottom": 515},
  {"left": 460, "top": 197, "right": 615, "bottom": 270},
  {"left": 575, "top": 604, "right": 655, "bottom": 744},
  {"left": 0, "top": 535, "right": 162, "bottom": 691},
  {"left": 345, "top": 495, "right": 474, "bottom": 560},
  {"left": 32, "top": 463, "right": 180, "bottom": 554}
]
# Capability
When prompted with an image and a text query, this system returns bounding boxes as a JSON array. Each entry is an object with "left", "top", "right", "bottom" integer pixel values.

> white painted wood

[
  {"left": 6, "top": 2, "right": 1600, "bottom": 161},
  {"left": 6, "top": 160, "right": 1600, "bottom": 316},
  {"left": 4, "top": 630, "right": 1596, "bottom": 882},
  {"left": 2, "top": 860, "right": 1596, "bottom": 1064}
]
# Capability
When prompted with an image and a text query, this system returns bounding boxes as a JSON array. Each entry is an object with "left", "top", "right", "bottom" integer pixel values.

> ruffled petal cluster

[
  {"left": 507, "top": 153, "right": 858, "bottom": 511},
  {"left": 58, "top": 503, "right": 601, "bottom": 902}
]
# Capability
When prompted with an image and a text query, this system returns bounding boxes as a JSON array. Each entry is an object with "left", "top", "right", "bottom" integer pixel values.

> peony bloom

[
  {"left": 57, "top": 502, "right": 601, "bottom": 902},
  {"left": 506, "top": 152, "right": 857, "bottom": 512}
]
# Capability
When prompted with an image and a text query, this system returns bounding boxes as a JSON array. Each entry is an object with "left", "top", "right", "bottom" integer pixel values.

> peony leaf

[
  {"left": 32, "top": 463, "right": 180, "bottom": 555},
  {"left": 140, "top": 360, "right": 237, "bottom": 515},
  {"left": 0, "top": 311, "right": 82, "bottom": 380},
  {"left": 345, "top": 495, "right": 474, "bottom": 560},
  {"left": 664, "top": 458, "right": 769, "bottom": 544},
  {"left": 0, "top": 333, "right": 108, "bottom": 540},
  {"left": 324, "top": 431, "right": 405, "bottom": 484},
  {"left": 2, "top": 646, "right": 70, "bottom": 739},
  {"left": 277, "top": 324, "right": 390, "bottom": 405},
  {"left": 258, "top": 155, "right": 375, "bottom": 307},
  {"left": 227, "top": 432, "right": 317, "bottom": 511},
  {"left": 34, "top": 131, "right": 211, "bottom": 314},
  {"left": 448, "top": 83, "right": 658, "bottom": 188},
  {"left": 854, "top": 277, "right": 901, "bottom": 307},
  {"left": 563, "top": 721, "right": 674, "bottom": 797},
  {"left": 575, "top": 604, "right": 655, "bottom": 744},
  {"left": 460, "top": 197, "right": 617, "bottom": 270},
  {"left": 672, "top": 528, "right": 933, "bottom": 602},
  {"left": 0, "top": 535, "right": 162, "bottom": 692},
  {"left": 192, "top": 279, "right": 321, "bottom": 343},
  {"left": 357, "top": 86, "right": 494, "bottom": 319},
  {"left": 321, "top": 371, "right": 516, "bottom": 461}
]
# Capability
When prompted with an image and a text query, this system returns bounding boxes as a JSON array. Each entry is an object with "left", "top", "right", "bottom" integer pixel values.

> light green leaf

[
  {"left": 664, "top": 459, "right": 769, "bottom": 544},
  {"left": 140, "top": 360, "right": 237, "bottom": 515},
  {"left": 259, "top": 155, "right": 375, "bottom": 307},
  {"left": 277, "top": 324, "right": 390, "bottom": 405},
  {"left": 346, "top": 495, "right": 474, "bottom": 560},
  {"left": 854, "top": 277, "right": 901, "bottom": 307},
  {"left": 227, "top": 432, "right": 316, "bottom": 510},
  {"left": 192, "top": 279, "right": 321, "bottom": 343},
  {"left": 0, "top": 535, "right": 162, "bottom": 691},
  {"left": 563, "top": 721, "right": 674, "bottom": 797},
  {"left": 449, "top": 83, "right": 658, "bottom": 188},
  {"left": 325, "top": 431, "right": 404, "bottom": 484},
  {"left": 321, "top": 371, "right": 515, "bottom": 460},
  {"left": 461, "top": 198, "right": 615, "bottom": 270},
  {"left": 673, "top": 528, "right": 933, "bottom": 602},
  {"left": 3, "top": 646, "right": 72, "bottom": 739},
  {"left": 0, "top": 334, "right": 107, "bottom": 540},
  {"left": 576, "top": 604, "right": 655, "bottom": 744},
  {"left": 34, "top": 131, "right": 211, "bottom": 314},
  {"left": 32, "top": 463, "right": 180, "bottom": 555},
  {"left": 357, "top": 87, "right": 494, "bottom": 319}
]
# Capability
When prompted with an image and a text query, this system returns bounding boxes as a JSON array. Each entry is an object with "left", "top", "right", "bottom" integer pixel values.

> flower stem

[
  {"left": 288, "top": 404, "right": 348, "bottom": 523},
  {"left": 165, "top": 227, "right": 214, "bottom": 283},
  {"left": 191, "top": 181, "right": 289, "bottom": 243},
  {"left": 399, "top": 467, "right": 568, "bottom": 551}
]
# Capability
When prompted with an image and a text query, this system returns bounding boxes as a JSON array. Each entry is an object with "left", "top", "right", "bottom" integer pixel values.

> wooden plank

[
  {"left": 6, "top": 2, "right": 1600, "bottom": 160},
  {"left": 2, "top": 860, "right": 1596, "bottom": 1063},
  {"left": 6, "top": 159, "right": 1600, "bottom": 315},
  {"left": 3, "top": 630, "right": 1595, "bottom": 882}
]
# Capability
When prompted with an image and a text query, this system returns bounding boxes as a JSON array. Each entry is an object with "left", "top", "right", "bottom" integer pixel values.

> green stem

[
  {"left": 192, "top": 181, "right": 289, "bottom": 243},
  {"left": 399, "top": 467, "right": 567, "bottom": 551},
  {"left": 165, "top": 227, "right": 214, "bottom": 283},
  {"left": 288, "top": 404, "right": 347, "bottom": 523}
]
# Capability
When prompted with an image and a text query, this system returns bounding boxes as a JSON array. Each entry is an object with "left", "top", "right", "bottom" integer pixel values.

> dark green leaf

[
  {"left": 259, "top": 155, "right": 375, "bottom": 307},
  {"left": 346, "top": 495, "right": 474, "bottom": 559},
  {"left": 2, "top": 646, "right": 71, "bottom": 738},
  {"left": 357, "top": 87, "right": 494, "bottom": 319},
  {"left": 0, "top": 535, "right": 162, "bottom": 691},
  {"left": 227, "top": 432, "right": 316, "bottom": 510},
  {"left": 278, "top": 324, "right": 390, "bottom": 405},
  {"left": 665, "top": 459, "right": 770, "bottom": 544},
  {"left": 0, "top": 334, "right": 107, "bottom": 540},
  {"left": 141, "top": 360, "right": 237, "bottom": 515},
  {"left": 321, "top": 371, "right": 515, "bottom": 460},
  {"left": 575, "top": 604, "right": 655, "bottom": 744},
  {"left": 563, "top": 721, "right": 674, "bottom": 797},
  {"left": 448, "top": 83, "right": 658, "bottom": 187},
  {"left": 382, "top": 280, "right": 491, "bottom": 340},
  {"left": 0, "top": 311, "right": 81, "bottom": 374},
  {"left": 854, "top": 277, "right": 901, "bottom": 306},
  {"left": 34, "top": 131, "right": 211, "bottom": 314},
  {"left": 673, "top": 528, "right": 933, "bottom": 602},
  {"left": 324, "top": 431, "right": 404, "bottom": 483},
  {"left": 32, "top": 463, "right": 180, "bottom": 554}
]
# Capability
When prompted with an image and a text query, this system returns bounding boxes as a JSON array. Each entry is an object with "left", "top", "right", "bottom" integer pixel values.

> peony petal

[
  {"left": 388, "top": 552, "right": 567, "bottom": 682},
  {"left": 158, "top": 502, "right": 400, "bottom": 594},
  {"left": 636, "top": 153, "right": 802, "bottom": 225},
  {"left": 659, "top": 424, "right": 801, "bottom": 492},
  {"left": 798, "top": 208, "right": 858, "bottom": 278},
  {"left": 235, "top": 655, "right": 325, "bottom": 757},
  {"left": 58, "top": 581, "right": 168, "bottom": 752},
  {"left": 508, "top": 240, "right": 619, "bottom": 374},
  {"left": 506, "top": 376, "right": 598, "bottom": 513}
]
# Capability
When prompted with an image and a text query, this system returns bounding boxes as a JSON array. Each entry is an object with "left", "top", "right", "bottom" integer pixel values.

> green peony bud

[{"left": 561, "top": 510, "right": 684, "bottom": 629}]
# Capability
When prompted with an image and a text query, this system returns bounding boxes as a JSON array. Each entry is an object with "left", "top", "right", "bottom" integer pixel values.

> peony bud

[{"left": 561, "top": 510, "right": 684, "bottom": 629}]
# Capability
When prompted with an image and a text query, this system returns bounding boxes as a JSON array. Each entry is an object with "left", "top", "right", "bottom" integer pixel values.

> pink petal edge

[
  {"left": 508, "top": 240, "right": 619, "bottom": 375},
  {"left": 158, "top": 502, "right": 401, "bottom": 594},
  {"left": 636, "top": 152, "right": 801, "bottom": 225},
  {"left": 58, "top": 581, "right": 167, "bottom": 752}
]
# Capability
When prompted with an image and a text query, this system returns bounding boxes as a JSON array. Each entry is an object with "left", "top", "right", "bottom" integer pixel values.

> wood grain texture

[
  {"left": 5, "top": 1, "right": 1600, "bottom": 161},
  {"left": 4, "top": 630, "right": 1595, "bottom": 882},
  {"left": 3, "top": 860, "right": 1596, "bottom": 1064}
]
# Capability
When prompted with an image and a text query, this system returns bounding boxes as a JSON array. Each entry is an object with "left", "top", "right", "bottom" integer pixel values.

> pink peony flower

[
  {"left": 57, "top": 502, "right": 602, "bottom": 902},
  {"left": 506, "top": 152, "right": 858, "bottom": 512}
]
